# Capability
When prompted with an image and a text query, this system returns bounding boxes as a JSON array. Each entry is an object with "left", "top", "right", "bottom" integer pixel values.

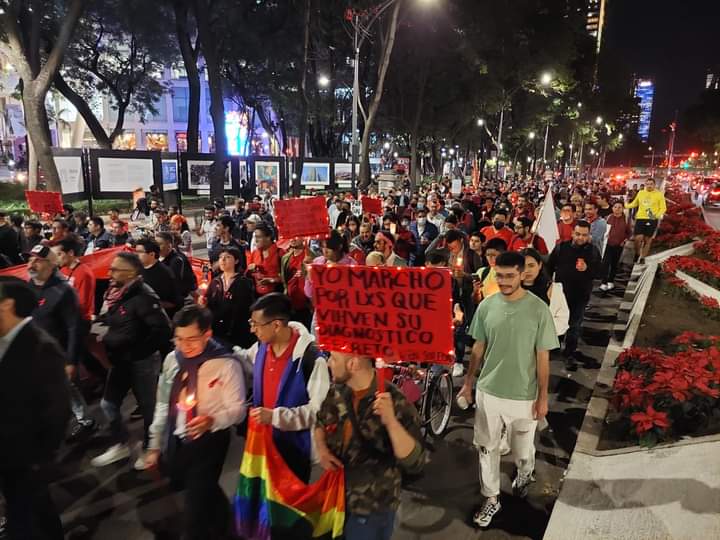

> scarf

[
  {"left": 102, "top": 276, "right": 141, "bottom": 314},
  {"left": 164, "top": 338, "right": 231, "bottom": 453}
]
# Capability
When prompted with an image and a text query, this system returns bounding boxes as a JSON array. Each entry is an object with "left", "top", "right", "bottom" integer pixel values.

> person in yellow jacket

[{"left": 625, "top": 177, "right": 666, "bottom": 261}]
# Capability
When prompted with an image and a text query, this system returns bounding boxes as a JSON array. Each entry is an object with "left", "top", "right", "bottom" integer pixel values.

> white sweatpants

[{"left": 473, "top": 388, "right": 537, "bottom": 498}]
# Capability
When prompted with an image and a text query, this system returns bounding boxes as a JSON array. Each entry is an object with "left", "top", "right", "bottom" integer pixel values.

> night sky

[{"left": 604, "top": 0, "right": 720, "bottom": 151}]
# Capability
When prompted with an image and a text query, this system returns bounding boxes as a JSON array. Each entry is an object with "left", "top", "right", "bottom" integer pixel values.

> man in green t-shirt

[{"left": 458, "top": 251, "right": 559, "bottom": 529}]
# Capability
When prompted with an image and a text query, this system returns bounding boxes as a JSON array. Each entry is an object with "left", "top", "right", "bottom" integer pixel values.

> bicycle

[{"left": 389, "top": 363, "right": 453, "bottom": 438}]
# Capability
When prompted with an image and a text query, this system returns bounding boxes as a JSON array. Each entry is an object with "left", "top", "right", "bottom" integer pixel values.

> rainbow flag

[{"left": 235, "top": 417, "right": 345, "bottom": 540}]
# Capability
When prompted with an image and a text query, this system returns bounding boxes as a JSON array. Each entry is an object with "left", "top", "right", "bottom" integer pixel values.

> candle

[
  {"left": 456, "top": 255, "right": 463, "bottom": 269},
  {"left": 175, "top": 393, "right": 196, "bottom": 438}
]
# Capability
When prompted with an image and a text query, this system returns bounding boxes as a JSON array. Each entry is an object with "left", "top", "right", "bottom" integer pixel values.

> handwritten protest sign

[
  {"left": 274, "top": 196, "right": 330, "bottom": 241},
  {"left": 311, "top": 264, "right": 454, "bottom": 364},
  {"left": 360, "top": 196, "right": 383, "bottom": 215},
  {"left": 25, "top": 191, "right": 64, "bottom": 215}
]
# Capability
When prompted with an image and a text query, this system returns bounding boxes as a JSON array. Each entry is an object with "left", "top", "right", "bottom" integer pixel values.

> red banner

[
  {"left": 274, "top": 196, "right": 330, "bottom": 241},
  {"left": 360, "top": 196, "right": 383, "bottom": 216},
  {"left": 311, "top": 264, "right": 454, "bottom": 364},
  {"left": 25, "top": 191, "right": 63, "bottom": 215},
  {"left": 0, "top": 246, "right": 128, "bottom": 280}
]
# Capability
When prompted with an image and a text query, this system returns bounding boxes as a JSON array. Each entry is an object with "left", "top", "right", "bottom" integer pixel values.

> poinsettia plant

[{"left": 611, "top": 333, "right": 720, "bottom": 447}]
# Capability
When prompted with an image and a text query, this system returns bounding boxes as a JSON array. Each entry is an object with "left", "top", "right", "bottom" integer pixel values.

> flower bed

[
  {"left": 660, "top": 255, "right": 720, "bottom": 318},
  {"left": 608, "top": 332, "right": 720, "bottom": 448},
  {"left": 652, "top": 188, "right": 715, "bottom": 250}
]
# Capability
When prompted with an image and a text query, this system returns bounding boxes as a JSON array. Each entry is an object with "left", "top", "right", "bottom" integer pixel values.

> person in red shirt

[
  {"left": 247, "top": 223, "right": 283, "bottom": 297},
  {"left": 600, "top": 200, "right": 633, "bottom": 291},
  {"left": 480, "top": 210, "right": 513, "bottom": 246},
  {"left": 511, "top": 195, "right": 535, "bottom": 220},
  {"left": 557, "top": 203, "right": 576, "bottom": 243},
  {"left": 508, "top": 216, "right": 548, "bottom": 254},
  {"left": 243, "top": 293, "right": 330, "bottom": 482},
  {"left": 55, "top": 235, "right": 95, "bottom": 323},
  {"left": 280, "top": 238, "right": 313, "bottom": 330}
]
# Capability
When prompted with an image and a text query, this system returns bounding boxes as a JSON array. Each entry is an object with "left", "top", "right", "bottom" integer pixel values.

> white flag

[{"left": 533, "top": 185, "right": 560, "bottom": 252}]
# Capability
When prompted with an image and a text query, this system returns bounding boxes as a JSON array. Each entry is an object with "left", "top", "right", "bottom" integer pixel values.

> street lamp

[
  {"left": 540, "top": 72, "right": 553, "bottom": 86},
  {"left": 383, "top": 142, "right": 391, "bottom": 150},
  {"left": 618, "top": 133, "right": 623, "bottom": 140},
  {"left": 318, "top": 75, "right": 330, "bottom": 87},
  {"left": 477, "top": 118, "right": 485, "bottom": 126},
  {"left": 595, "top": 116, "right": 603, "bottom": 125},
  {"left": 577, "top": 102, "right": 582, "bottom": 109},
  {"left": 529, "top": 131, "right": 536, "bottom": 140}
]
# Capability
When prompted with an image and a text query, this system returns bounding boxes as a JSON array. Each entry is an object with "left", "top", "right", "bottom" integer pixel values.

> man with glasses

[
  {"left": 236, "top": 293, "right": 329, "bottom": 482},
  {"left": 458, "top": 252, "right": 558, "bottom": 529},
  {"left": 145, "top": 305, "right": 246, "bottom": 539},
  {"left": 91, "top": 252, "right": 172, "bottom": 469}
]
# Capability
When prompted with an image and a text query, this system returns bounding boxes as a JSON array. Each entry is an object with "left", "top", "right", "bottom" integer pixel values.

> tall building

[
  {"left": 633, "top": 78, "right": 655, "bottom": 142},
  {"left": 586, "top": 0, "right": 607, "bottom": 55}
]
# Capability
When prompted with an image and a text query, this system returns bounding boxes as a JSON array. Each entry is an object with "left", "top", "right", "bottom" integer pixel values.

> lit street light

[
  {"left": 449, "top": 148, "right": 455, "bottom": 156},
  {"left": 595, "top": 116, "right": 603, "bottom": 125},
  {"left": 577, "top": 102, "right": 582, "bottom": 109},
  {"left": 540, "top": 72, "right": 553, "bottom": 86},
  {"left": 529, "top": 132, "right": 536, "bottom": 139},
  {"left": 318, "top": 75, "right": 330, "bottom": 87},
  {"left": 618, "top": 133, "right": 623, "bottom": 140},
  {"left": 477, "top": 118, "right": 485, "bottom": 126},
  {"left": 383, "top": 142, "right": 391, "bottom": 150}
]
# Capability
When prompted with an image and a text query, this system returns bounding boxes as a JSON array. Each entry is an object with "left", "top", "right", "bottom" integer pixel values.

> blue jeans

[
  {"left": 100, "top": 352, "right": 161, "bottom": 448},
  {"left": 344, "top": 511, "right": 396, "bottom": 540}
]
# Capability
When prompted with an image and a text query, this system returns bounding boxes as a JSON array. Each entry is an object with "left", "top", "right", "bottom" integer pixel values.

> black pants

[
  {"left": 166, "top": 429, "right": 232, "bottom": 540},
  {"left": 601, "top": 244, "right": 623, "bottom": 283},
  {"left": 565, "top": 295, "right": 589, "bottom": 355},
  {"left": 100, "top": 353, "right": 161, "bottom": 448},
  {"left": 0, "top": 465, "right": 63, "bottom": 540}
]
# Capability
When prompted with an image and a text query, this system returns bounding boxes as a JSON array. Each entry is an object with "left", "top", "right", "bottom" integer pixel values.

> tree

[
  {"left": 358, "top": 1, "right": 401, "bottom": 189},
  {"left": 0, "top": 0, "right": 87, "bottom": 191},
  {"left": 52, "top": 0, "right": 177, "bottom": 149},
  {"left": 173, "top": 0, "right": 201, "bottom": 153},
  {"left": 192, "top": 0, "right": 229, "bottom": 201},
  {"left": 685, "top": 90, "right": 720, "bottom": 151}
]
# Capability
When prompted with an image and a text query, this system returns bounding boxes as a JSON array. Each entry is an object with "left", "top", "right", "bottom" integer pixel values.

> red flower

[
  {"left": 700, "top": 296, "right": 720, "bottom": 309},
  {"left": 630, "top": 405, "right": 670, "bottom": 434}
]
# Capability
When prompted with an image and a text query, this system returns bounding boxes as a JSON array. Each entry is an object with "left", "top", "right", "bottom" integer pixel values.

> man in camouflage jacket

[{"left": 315, "top": 351, "right": 425, "bottom": 540}]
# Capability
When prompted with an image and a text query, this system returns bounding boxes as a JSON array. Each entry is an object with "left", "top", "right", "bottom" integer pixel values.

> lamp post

[{"left": 529, "top": 131, "right": 537, "bottom": 178}]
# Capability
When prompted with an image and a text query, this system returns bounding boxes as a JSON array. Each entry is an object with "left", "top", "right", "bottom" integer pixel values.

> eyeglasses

[{"left": 248, "top": 318, "right": 287, "bottom": 328}]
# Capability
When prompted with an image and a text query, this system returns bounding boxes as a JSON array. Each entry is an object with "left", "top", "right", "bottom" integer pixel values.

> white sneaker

[
  {"left": 473, "top": 498, "right": 501, "bottom": 528},
  {"left": 599, "top": 283, "right": 609, "bottom": 291},
  {"left": 605, "top": 282, "right": 614, "bottom": 291},
  {"left": 133, "top": 452, "right": 150, "bottom": 471},
  {"left": 91, "top": 443, "right": 131, "bottom": 467},
  {"left": 512, "top": 470, "right": 535, "bottom": 498},
  {"left": 451, "top": 363, "right": 464, "bottom": 377}
]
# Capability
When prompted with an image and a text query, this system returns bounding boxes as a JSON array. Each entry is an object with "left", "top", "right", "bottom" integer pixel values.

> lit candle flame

[{"left": 185, "top": 394, "right": 195, "bottom": 406}]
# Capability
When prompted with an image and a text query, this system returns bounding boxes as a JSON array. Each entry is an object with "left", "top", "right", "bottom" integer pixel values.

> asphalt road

[{"left": 703, "top": 206, "right": 720, "bottom": 231}]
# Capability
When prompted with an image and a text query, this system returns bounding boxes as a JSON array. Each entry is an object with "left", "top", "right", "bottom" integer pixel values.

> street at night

[{"left": 2, "top": 1, "right": 720, "bottom": 540}]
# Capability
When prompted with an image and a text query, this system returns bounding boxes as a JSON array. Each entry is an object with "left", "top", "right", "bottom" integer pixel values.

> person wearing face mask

[
  {"left": 381, "top": 213, "right": 415, "bottom": 263},
  {"left": 409, "top": 208, "right": 438, "bottom": 266},
  {"left": 480, "top": 210, "right": 513, "bottom": 246}
]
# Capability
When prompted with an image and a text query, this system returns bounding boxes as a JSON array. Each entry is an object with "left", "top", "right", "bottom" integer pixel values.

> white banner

[
  {"left": 98, "top": 157, "right": 154, "bottom": 192},
  {"left": 54, "top": 156, "right": 84, "bottom": 194}
]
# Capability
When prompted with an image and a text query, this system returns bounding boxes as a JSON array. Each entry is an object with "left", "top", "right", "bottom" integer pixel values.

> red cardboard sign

[
  {"left": 275, "top": 196, "right": 330, "bottom": 242},
  {"left": 360, "top": 196, "right": 383, "bottom": 215},
  {"left": 25, "top": 190, "right": 64, "bottom": 215},
  {"left": 311, "top": 264, "right": 454, "bottom": 364}
]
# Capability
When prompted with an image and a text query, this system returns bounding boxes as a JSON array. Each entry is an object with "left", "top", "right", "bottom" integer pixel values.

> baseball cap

[
  {"left": 26, "top": 244, "right": 59, "bottom": 265},
  {"left": 245, "top": 214, "right": 262, "bottom": 224}
]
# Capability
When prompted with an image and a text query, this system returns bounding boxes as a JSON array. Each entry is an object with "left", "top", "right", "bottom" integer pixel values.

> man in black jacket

[
  {"left": 27, "top": 244, "right": 95, "bottom": 437},
  {"left": 135, "top": 238, "right": 182, "bottom": 320},
  {"left": 0, "top": 211, "right": 21, "bottom": 265},
  {"left": 91, "top": 252, "right": 172, "bottom": 469},
  {"left": 0, "top": 277, "right": 70, "bottom": 540},
  {"left": 156, "top": 231, "right": 197, "bottom": 300},
  {"left": 546, "top": 220, "right": 602, "bottom": 371},
  {"left": 85, "top": 216, "right": 113, "bottom": 254}
]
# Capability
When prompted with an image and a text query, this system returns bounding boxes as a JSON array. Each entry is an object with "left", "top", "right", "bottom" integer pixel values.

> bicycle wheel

[{"left": 425, "top": 371, "right": 453, "bottom": 437}]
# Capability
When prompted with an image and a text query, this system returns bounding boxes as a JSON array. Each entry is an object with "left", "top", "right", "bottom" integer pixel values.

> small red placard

[
  {"left": 275, "top": 196, "right": 330, "bottom": 241},
  {"left": 25, "top": 190, "right": 64, "bottom": 215},
  {"left": 360, "top": 196, "right": 383, "bottom": 215},
  {"left": 311, "top": 264, "right": 455, "bottom": 364}
]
